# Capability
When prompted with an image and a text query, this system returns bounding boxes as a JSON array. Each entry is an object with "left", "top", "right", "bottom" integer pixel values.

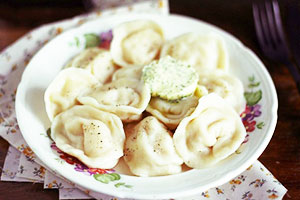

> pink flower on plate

[
  {"left": 243, "top": 120, "right": 256, "bottom": 132},
  {"left": 242, "top": 134, "right": 250, "bottom": 144},
  {"left": 241, "top": 105, "right": 262, "bottom": 121},
  {"left": 88, "top": 168, "right": 112, "bottom": 175},
  {"left": 99, "top": 30, "right": 112, "bottom": 49},
  {"left": 74, "top": 163, "right": 92, "bottom": 176},
  {"left": 59, "top": 154, "right": 81, "bottom": 165},
  {"left": 75, "top": 163, "right": 114, "bottom": 176},
  {"left": 50, "top": 142, "right": 64, "bottom": 154}
]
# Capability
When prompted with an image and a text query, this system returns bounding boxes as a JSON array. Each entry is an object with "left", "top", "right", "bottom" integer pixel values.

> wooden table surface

[{"left": 0, "top": 0, "right": 299, "bottom": 199}]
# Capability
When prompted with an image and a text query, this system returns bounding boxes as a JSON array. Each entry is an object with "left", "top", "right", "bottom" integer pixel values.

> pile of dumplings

[{"left": 45, "top": 19, "right": 247, "bottom": 177}]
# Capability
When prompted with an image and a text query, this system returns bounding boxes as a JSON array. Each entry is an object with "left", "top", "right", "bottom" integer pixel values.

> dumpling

[
  {"left": 112, "top": 65, "right": 143, "bottom": 81},
  {"left": 146, "top": 96, "right": 199, "bottom": 130},
  {"left": 64, "top": 47, "right": 118, "bottom": 83},
  {"left": 160, "top": 33, "right": 228, "bottom": 73},
  {"left": 173, "top": 93, "right": 246, "bottom": 169},
  {"left": 124, "top": 116, "right": 183, "bottom": 177},
  {"left": 77, "top": 78, "right": 151, "bottom": 122},
  {"left": 110, "top": 20, "right": 164, "bottom": 68},
  {"left": 197, "top": 69, "right": 246, "bottom": 114},
  {"left": 51, "top": 105, "right": 125, "bottom": 169},
  {"left": 44, "top": 68, "right": 99, "bottom": 121}
]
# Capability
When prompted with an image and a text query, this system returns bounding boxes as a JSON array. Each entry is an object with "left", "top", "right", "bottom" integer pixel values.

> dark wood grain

[{"left": 0, "top": 0, "right": 299, "bottom": 199}]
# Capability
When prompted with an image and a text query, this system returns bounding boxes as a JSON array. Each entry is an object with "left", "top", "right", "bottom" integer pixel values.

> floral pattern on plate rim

[
  {"left": 240, "top": 75, "right": 264, "bottom": 144},
  {"left": 69, "top": 29, "right": 113, "bottom": 50},
  {"left": 50, "top": 142, "right": 132, "bottom": 188}
]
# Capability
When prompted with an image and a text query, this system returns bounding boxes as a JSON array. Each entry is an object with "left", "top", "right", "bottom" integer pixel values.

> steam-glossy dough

[
  {"left": 110, "top": 20, "right": 164, "bottom": 68},
  {"left": 198, "top": 70, "right": 246, "bottom": 114},
  {"left": 124, "top": 116, "right": 183, "bottom": 176},
  {"left": 44, "top": 68, "right": 98, "bottom": 121},
  {"left": 160, "top": 33, "right": 228, "bottom": 73},
  {"left": 173, "top": 93, "right": 246, "bottom": 169},
  {"left": 44, "top": 19, "right": 249, "bottom": 175},
  {"left": 64, "top": 47, "right": 117, "bottom": 83},
  {"left": 112, "top": 65, "right": 143, "bottom": 81},
  {"left": 146, "top": 96, "right": 199, "bottom": 130},
  {"left": 78, "top": 78, "right": 151, "bottom": 122},
  {"left": 51, "top": 105, "right": 125, "bottom": 168}
]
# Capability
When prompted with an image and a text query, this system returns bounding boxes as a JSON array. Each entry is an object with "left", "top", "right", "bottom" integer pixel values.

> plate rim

[{"left": 15, "top": 13, "right": 278, "bottom": 199}]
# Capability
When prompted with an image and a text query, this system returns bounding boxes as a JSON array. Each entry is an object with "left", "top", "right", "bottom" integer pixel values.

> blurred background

[
  {"left": 1, "top": 0, "right": 259, "bottom": 51},
  {"left": 0, "top": 0, "right": 298, "bottom": 53}
]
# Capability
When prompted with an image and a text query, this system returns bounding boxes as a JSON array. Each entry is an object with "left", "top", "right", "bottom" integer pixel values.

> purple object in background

[
  {"left": 252, "top": 0, "right": 300, "bottom": 92},
  {"left": 286, "top": 2, "right": 300, "bottom": 70}
]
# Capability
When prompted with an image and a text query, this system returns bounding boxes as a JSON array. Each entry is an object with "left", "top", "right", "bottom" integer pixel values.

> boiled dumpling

[
  {"left": 51, "top": 105, "right": 125, "bottom": 169},
  {"left": 64, "top": 47, "right": 117, "bottom": 83},
  {"left": 78, "top": 78, "right": 151, "bottom": 122},
  {"left": 146, "top": 96, "right": 199, "bottom": 130},
  {"left": 173, "top": 93, "right": 246, "bottom": 169},
  {"left": 44, "top": 68, "right": 98, "bottom": 121},
  {"left": 110, "top": 20, "right": 164, "bottom": 68},
  {"left": 160, "top": 33, "right": 228, "bottom": 73},
  {"left": 197, "top": 69, "right": 246, "bottom": 114},
  {"left": 112, "top": 65, "right": 143, "bottom": 81},
  {"left": 124, "top": 116, "right": 183, "bottom": 177}
]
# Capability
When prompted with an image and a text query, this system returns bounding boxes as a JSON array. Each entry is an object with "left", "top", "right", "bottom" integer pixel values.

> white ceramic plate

[{"left": 15, "top": 14, "right": 278, "bottom": 199}]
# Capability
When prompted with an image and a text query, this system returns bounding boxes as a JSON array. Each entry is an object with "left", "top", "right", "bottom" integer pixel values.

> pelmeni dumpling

[
  {"left": 44, "top": 68, "right": 98, "bottom": 121},
  {"left": 173, "top": 93, "right": 246, "bottom": 169},
  {"left": 124, "top": 116, "right": 183, "bottom": 177},
  {"left": 146, "top": 96, "right": 199, "bottom": 130},
  {"left": 110, "top": 20, "right": 164, "bottom": 68},
  {"left": 51, "top": 105, "right": 125, "bottom": 169},
  {"left": 78, "top": 78, "right": 151, "bottom": 122},
  {"left": 197, "top": 69, "right": 246, "bottom": 114},
  {"left": 64, "top": 47, "right": 117, "bottom": 83},
  {"left": 112, "top": 65, "right": 143, "bottom": 81},
  {"left": 160, "top": 33, "right": 228, "bottom": 73}
]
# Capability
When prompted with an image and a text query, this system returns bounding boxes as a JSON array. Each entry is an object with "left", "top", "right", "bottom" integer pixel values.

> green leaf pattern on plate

[
  {"left": 84, "top": 33, "right": 100, "bottom": 48},
  {"left": 115, "top": 182, "right": 133, "bottom": 188},
  {"left": 244, "top": 75, "right": 262, "bottom": 106},
  {"left": 93, "top": 173, "right": 120, "bottom": 184},
  {"left": 244, "top": 90, "right": 262, "bottom": 106},
  {"left": 256, "top": 122, "right": 265, "bottom": 129},
  {"left": 93, "top": 173, "right": 133, "bottom": 188}
]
